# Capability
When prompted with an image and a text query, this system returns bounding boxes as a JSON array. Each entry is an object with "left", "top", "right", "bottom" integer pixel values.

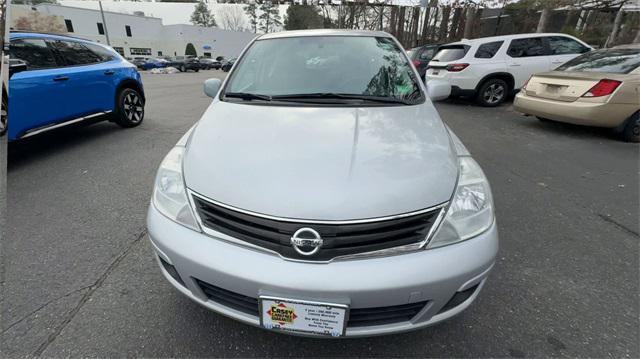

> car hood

[{"left": 183, "top": 101, "right": 458, "bottom": 220}]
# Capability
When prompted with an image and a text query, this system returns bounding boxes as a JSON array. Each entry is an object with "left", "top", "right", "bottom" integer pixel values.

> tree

[
  {"left": 244, "top": 3, "right": 259, "bottom": 33},
  {"left": 284, "top": 5, "right": 323, "bottom": 30},
  {"left": 190, "top": 0, "right": 217, "bottom": 27},
  {"left": 185, "top": 43, "right": 197, "bottom": 56},
  {"left": 219, "top": 5, "right": 247, "bottom": 32},
  {"left": 259, "top": 2, "right": 282, "bottom": 33}
]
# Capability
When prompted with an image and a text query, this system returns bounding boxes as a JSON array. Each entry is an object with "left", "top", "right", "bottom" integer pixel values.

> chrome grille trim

[{"left": 187, "top": 189, "right": 448, "bottom": 263}]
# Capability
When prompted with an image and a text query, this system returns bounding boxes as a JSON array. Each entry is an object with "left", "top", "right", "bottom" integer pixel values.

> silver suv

[{"left": 147, "top": 30, "right": 498, "bottom": 337}]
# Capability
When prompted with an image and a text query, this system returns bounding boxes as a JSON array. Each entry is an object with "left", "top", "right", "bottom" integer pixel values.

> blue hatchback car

[{"left": 8, "top": 32, "right": 145, "bottom": 141}]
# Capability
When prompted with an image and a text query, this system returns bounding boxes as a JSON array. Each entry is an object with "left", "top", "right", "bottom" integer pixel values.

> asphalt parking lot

[{"left": 3, "top": 70, "right": 638, "bottom": 357}]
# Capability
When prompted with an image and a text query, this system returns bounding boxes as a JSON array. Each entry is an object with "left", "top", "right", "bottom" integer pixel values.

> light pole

[{"left": 99, "top": 1, "right": 111, "bottom": 46}]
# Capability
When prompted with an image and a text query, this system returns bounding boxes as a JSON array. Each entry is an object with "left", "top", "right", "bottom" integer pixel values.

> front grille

[
  {"left": 192, "top": 195, "right": 442, "bottom": 261},
  {"left": 195, "top": 279, "right": 427, "bottom": 328}
]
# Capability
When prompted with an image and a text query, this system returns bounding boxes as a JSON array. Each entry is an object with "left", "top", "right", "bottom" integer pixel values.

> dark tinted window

[
  {"left": 84, "top": 43, "right": 116, "bottom": 61},
  {"left": 125, "top": 25, "right": 132, "bottom": 37},
  {"left": 9, "top": 38, "right": 58, "bottom": 70},
  {"left": 64, "top": 19, "right": 74, "bottom": 32},
  {"left": 556, "top": 48, "right": 640, "bottom": 74},
  {"left": 97, "top": 22, "right": 105, "bottom": 35},
  {"left": 507, "top": 38, "right": 547, "bottom": 57},
  {"left": 419, "top": 47, "right": 437, "bottom": 60},
  {"left": 475, "top": 41, "right": 503, "bottom": 58},
  {"left": 431, "top": 45, "right": 470, "bottom": 62},
  {"left": 50, "top": 40, "right": 102, "bottom": 66},
  {"left": 547, "top": 36, "right": 589, "bottom": 55}
]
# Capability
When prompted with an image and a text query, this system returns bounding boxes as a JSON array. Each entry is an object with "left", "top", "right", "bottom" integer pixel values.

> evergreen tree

[
  {"left": 190, "top": 0, "right": 217, "bottom": 27},
  {"left": 259, "top": 2, "right": 282, "bottom": 34},
  {"left": 243, "top": 3, "right": 259, "bottom": 33},
  {"left": 284, "top": 5, "right": 323, "bottom": 30}
]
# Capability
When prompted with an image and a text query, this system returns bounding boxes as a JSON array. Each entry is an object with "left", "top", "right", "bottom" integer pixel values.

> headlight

[
  {"left": 428, "top": 156, "right": 493, "bottom": 248},
  {"left": 152, "top": 146, "right": 200, "bottom": 231}
]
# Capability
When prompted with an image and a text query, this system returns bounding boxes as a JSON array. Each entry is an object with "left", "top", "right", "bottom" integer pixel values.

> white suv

[{"left": 425, "top": 33, "right": 592, "bottom": 106}]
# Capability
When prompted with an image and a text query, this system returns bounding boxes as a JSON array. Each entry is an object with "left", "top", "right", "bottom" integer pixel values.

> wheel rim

[
  {"left": 633, "top": 121, "right": 640, "bottom": 137},
  {"left": 483, "top": 84, "right": 505, "bottom": 104},
  {"left": 123, "top": 92, "right": 143, "bottom": 123}
]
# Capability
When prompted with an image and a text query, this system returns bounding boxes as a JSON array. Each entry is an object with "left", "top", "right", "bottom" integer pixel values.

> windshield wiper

[
  {"left": 224, "top": 92, "right": 272, "bottom": 101},
  {"left": 271, "top": 93, "right": 415, "bottom": 105}
]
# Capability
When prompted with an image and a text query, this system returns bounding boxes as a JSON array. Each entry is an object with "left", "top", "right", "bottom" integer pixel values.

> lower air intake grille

[
  {"left": 195, "top": 279, "right": 259, "bottom": 316},
  {"left": 347, "top": 301, "right": 428, "bottom": 327},
  {"left": 195, "top": 278, "right": 427, "bottom": 328}
]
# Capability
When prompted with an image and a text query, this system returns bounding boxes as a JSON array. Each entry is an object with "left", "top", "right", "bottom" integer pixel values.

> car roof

[
  {"left": 612, "top": 43, "right": 640, "bottom": 50},
  {"left": 258, "top": 29, "right": 392, "bottom": 40},
  {"left": 10, "top": 31, "right": 94, "bottom": 43},
  {"left": 443, "top": 33, "right": 583, "bottom": 47}
]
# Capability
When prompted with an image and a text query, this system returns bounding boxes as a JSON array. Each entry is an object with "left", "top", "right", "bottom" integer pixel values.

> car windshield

[
  {"left": 556, "top": 48, "right": 640, "bottom": 74},
  {"left": 224, "top": 36, "right": 423, "bottom": 103}
]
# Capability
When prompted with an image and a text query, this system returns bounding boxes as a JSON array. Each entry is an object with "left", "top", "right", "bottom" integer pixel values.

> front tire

[
  {"left": 476, "top": 78, "right": 508, "bottom": 107},
  {"left": 180, "top": 65, "right": 186, "bottom": 72},
  {"left": 114, "top": 88, "right": 144, "bottom": 128}
]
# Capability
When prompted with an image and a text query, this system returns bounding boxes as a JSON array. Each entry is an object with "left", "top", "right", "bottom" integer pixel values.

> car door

[
  {"left": 47, "top": 40, "right": 115, "bottom": 119},
  {"left": 505, "top": 37, "right": 551, "bottom": 89},
  {"left": 545, "top": 36, "right": 591, "bottom": 70},
  {"left": 8, "top": 37, "right": 69, "bottom": 139}
]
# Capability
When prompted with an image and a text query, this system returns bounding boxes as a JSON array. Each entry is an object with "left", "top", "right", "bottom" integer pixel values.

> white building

[{"left": 10, "top": 4, "right": 257, "bottom": 59}]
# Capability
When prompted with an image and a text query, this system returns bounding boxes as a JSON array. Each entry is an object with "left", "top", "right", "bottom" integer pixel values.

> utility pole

[{"left": 99, "top": 1, "right": 111, "bottom": 46}]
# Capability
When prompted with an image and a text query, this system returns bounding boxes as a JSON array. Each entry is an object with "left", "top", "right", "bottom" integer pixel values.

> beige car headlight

[
  {"left": 428, "top": 157, "right": 494, "bottom": 248},
  {"left": 152, "top": 146, "right": 200, "bottom": 231}
]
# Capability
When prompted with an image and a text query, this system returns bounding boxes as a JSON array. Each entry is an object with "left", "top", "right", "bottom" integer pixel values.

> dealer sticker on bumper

[{"left": 260, "top": 297, "right": 348, "bottom": 337}]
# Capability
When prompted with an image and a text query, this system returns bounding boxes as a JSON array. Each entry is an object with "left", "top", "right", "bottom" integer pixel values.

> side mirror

[
  {"left": 426, "top": 80, "right": 451, "bottom": 102},
  {"left": 9, "top": 59, "right": 27, "bottom": 78},
  {"left": 203, "top": 78, "right": 222, "bottom": 98}
]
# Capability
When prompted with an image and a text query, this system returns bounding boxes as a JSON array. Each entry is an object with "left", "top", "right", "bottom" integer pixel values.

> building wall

[
  {"left": 10, "top": 4, "right": 255, "bottom": 59},
  {"left": 163, "top": 24, "right": 256, "bottom": 59}
]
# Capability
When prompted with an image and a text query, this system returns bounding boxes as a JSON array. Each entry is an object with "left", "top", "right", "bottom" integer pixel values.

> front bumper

[
  {"left": 514, "top": 92, "right": 634, "bottom": 128},
  {"left": 147, "top": 204, "right": 498, "bottom": 337}
]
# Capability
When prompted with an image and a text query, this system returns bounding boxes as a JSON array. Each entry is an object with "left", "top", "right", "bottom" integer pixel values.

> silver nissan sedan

[{"left": 147, "top": 29, "right": 498, "bottom": 337}]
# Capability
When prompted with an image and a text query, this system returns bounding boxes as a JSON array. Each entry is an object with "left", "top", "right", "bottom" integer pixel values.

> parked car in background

[
  {"left": 7, "top": 32, "right": 145, "bottom": 141},
  {"left": 514, "top": 44, "right": 640, "bottom": 142},
  {"left": 131, "top": 58, "right": 148, "bottom": 68},
  {"left": 426, "top": 33, "right": 592, "bottom": 106},
  {"left": 134, "top": 58, "right": 169, "bottom": 71},
  {"left": 168, "top": 55, "right": 200, "bottom": 72},
  {"left": 199, "top": 58, "right": 221, "bottom": 70},
  {"left": 147, "top": 29, "right": 497, "bottom": 338},
  {"left": 407, "top": 43, "right": 440, "bottom": 78},
  {"left": 221, "top": 57, "right": 236, "bottom": 72}
]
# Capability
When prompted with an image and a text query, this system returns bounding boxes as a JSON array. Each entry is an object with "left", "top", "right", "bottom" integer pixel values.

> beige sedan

[{"left": 514, "top": 45, "right": 640, "bottom": 142}]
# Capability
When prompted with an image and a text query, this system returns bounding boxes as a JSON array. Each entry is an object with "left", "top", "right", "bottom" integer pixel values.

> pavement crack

[
  {"left": 32, "top": 229, "right": 147, "bottom": 357},
  {"left": 597, "top": 214, "right": 639, "bottom": 237},
  {"left": 1, "top": 285, "right": 92, "bottom": 335}
]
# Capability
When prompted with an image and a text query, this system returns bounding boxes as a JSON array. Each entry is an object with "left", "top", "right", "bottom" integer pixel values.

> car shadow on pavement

[
  {"left": 519, "top": 117, "right": 623, "bottom": 143},
  {"left": 8, "top": 119, "right": 124, "bottom": 171}
]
